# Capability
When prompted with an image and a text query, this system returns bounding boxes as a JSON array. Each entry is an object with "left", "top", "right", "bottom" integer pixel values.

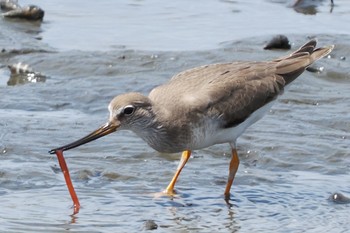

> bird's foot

[
  {"left": 224, "top": 192, "right": 233, "bottom": 206},
  {"left": 152, "top": 189, "right": 178, "bottom": 199}
]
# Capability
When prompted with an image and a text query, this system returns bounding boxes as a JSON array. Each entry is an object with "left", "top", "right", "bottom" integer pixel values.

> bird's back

[
  {"left": 147, "top": 40, "right": 333, "bottom": 150},
  {"left": 150, "top": 39, "right": 332, "bottom": 118}
]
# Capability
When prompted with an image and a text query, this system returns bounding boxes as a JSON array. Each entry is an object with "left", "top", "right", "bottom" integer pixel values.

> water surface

[{"left": 0, "top": 0, "right": 349, "bottom": 232}]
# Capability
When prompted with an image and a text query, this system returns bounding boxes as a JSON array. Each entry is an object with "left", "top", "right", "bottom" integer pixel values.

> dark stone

[
  {"left": 329, "top": 192, "right": 350, "bottom": 204},
  {"left": 143, "top": 220, "right": 158, "bottom": 230},
  {"left": 264, "top": 35, "right": 291, "bottom": 50}
]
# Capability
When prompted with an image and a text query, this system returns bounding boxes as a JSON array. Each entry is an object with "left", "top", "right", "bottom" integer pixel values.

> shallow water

[{"left": 1, "top": 0, "right": 350, "bottom": 232}]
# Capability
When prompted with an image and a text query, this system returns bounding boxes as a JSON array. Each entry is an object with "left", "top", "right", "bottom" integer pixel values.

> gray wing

[
  {"left": 149, "top": 61, "right": 286, "bottom": 128},
  {"left": 203, "top": 63, "right": 286, "bottom": 128},
  {"left": 149, "top": 39, "right": 332, "bottom": 128}
]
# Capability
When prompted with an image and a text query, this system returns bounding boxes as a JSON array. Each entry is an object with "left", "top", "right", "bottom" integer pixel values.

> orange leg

[
  {"left": 164, "top": 150, "right": 191, "bottom": 195},
  {"left": 224, "top": 148, "right": 240, "bottom": 200}
]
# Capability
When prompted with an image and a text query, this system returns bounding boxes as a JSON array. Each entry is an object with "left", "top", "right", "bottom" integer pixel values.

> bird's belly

[{"left": 189, "top": 101, "right": 276, "bottom": 149}]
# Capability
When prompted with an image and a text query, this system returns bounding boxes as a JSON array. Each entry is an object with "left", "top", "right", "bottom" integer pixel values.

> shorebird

[{"left": 50, "top": 39, "right": 333, "bottom": 200}]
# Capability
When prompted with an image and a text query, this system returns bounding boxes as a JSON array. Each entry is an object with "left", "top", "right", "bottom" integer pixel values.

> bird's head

[{"left": 49, "top": 92, "right": 152, "bottom": 154}]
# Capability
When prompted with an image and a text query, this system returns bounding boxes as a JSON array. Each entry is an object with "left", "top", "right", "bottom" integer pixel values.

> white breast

[{"left": 189, "top": 101, "right": 276, "bottom": 149}]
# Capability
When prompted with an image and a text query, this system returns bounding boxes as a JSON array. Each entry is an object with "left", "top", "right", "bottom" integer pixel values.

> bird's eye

[{"left": 123, "top": 105, "right": 135, "bottom": 115}]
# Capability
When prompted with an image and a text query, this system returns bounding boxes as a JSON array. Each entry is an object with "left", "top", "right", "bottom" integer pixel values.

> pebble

[
  {"left": 329, "top": 192, "right": 350, "bottom": 204},
  {"left": 143, "top": 220, "right": 158, "bottom": 230},
  {"left": 264, "top": 35, "right": 291, "bottom": 50}
]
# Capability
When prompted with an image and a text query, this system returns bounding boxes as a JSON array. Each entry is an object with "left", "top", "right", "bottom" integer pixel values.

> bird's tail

[{"left": 275, "top": 39, "right": 334, "bottom": 85}]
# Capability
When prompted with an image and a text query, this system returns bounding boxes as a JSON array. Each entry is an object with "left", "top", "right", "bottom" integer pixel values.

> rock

[
  {"left": 329, "top": 192, "right": 350, "bottom": 204},
  {"left": 264, "top": 35, "right": 291, "bottom": 50},
  {"left": 1, "top": 0, "right": 44, "bottom": 20},
  {"left": 143, "top": 220, "right": 158, "bottom": 230}
]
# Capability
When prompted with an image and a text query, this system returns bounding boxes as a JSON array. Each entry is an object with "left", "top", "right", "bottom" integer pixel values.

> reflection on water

[
  {"left": 7, "top": 73, "right": 46, "bottom": 85},
  {"left": 0, "top": 0, "right": 350, "bottom": 232},
  {"left": 6, "top": 63, "right": 47, "bottom": 86},
  {"left": 292, "top": 0, "right": 334, "bottom": 15},
  {"left": 272, "top": 0, "right": 335, "bottom": 15}
]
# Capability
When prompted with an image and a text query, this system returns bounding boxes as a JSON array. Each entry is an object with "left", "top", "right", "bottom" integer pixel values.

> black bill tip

[
  {"left": 48, "top": 149, "right": 58, "bottom": 154},
  {"left": 48, "top": 122, "right": 118, "bottom": 155}
]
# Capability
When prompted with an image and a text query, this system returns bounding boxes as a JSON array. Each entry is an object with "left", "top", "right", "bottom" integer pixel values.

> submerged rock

[
  {"left": 306, "top": 66, "right": 325, "bottom": 73},
  {"left": 143, "top": 220, "right": 158, "bottom": 230}
]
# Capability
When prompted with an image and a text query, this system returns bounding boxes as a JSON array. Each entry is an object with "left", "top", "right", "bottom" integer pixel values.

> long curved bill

[{"left": 49, "top": 122, "right": 118, "bottom": 154}]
